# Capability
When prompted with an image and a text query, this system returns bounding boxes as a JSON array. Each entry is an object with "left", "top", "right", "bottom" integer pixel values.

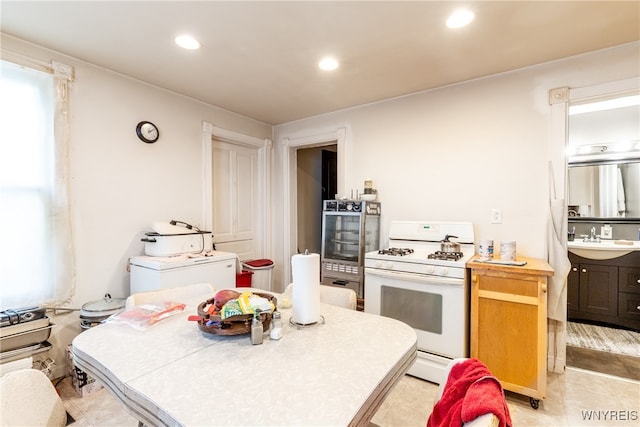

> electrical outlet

[{"left": 491, "top": 208, "right": 502, "bottom": 224}]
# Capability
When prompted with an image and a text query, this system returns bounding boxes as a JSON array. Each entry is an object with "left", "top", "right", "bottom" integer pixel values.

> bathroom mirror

[
  {"left": 568, "top": 162, "right": 640, "bottom": 218},
  {"left": 567, "top": 90, "right": 640, "bottom": 219}
]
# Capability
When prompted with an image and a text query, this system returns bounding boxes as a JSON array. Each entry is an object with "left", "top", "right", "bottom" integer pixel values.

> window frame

[{"left": 0, "top": 54, "right": 75, "bottom": 309}]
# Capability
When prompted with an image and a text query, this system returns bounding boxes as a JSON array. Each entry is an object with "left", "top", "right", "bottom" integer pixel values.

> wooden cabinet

[
  {"left": 567, "top": 252, "right": 640, "bottom": 331},
  {"left": 467, "top": 256, "right": 554, "bottom": 409},
  {"left": 578, "top": 264, "right": 618, "bottom": 316},
  {"left": 618, "top": 266, "right": 640, "bottom": 326},
  {"left": 567, "top": 263, "right": 580, "bottom": 311}
]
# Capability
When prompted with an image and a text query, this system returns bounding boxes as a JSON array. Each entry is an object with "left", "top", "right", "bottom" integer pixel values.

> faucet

[{"left": 582, "top": 227, "right": 601, "bottom": 243}]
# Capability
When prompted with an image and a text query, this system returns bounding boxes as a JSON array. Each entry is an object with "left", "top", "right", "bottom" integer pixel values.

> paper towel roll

[{"left": 291, "top": 252, "right": 321, "bottom": 325}]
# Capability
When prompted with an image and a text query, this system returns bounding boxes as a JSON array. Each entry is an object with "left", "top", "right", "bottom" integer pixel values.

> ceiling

[{"left": 1, "top": 1, "right": 638, "bottom": 125}]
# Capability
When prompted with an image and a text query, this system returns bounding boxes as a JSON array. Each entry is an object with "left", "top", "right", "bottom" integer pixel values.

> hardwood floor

[
  {"left": 566, "top": 345, "right": 640, "bottom": 381},
  {"left": 566, "top": 320, "right": 640, "bottom": 380}
]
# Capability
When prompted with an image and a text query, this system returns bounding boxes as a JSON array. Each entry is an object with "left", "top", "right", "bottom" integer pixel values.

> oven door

[{"left": 364, "top": 267, "right": 468, "bottom": 359}]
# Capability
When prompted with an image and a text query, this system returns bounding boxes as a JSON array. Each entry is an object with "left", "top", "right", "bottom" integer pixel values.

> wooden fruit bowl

[{"left": 196, "top": 292, "right": 277, "bottom": 336}]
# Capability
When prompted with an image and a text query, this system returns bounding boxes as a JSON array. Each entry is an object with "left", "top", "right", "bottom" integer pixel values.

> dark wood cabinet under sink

[{"left": 568, "top": 251, "right": 640, "bottom": 331}]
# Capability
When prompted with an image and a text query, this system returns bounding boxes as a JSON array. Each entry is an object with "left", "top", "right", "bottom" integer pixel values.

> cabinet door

[
  {"left": 579, "top": 264, "right": 618, "bottom": 316},
  {"left": 567, "top": 264, "right": 580, "bottom": 312},
  {"left": 471, "top": 272, "right": 546, "bottom": 399}
]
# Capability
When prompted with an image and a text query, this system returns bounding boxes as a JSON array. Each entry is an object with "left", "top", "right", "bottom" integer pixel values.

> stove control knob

[
  {"left": 375, "top": 260, "right": 392, "bottom": 269},
  {"left": 439, "top": 267, "right": 449, "bottom": 276},
  {"left": 426, "top": 265, "right": 435, "bottom": 274}
]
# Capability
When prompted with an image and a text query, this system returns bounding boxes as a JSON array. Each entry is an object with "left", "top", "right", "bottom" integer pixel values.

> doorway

[
  {"left": 559, "top": 79, "right": 640, "bottom": 380},
  {"left": 202, "top": 122, "right": 271, "bottom": 263},
  {"left": 281, "top": 127, "right": 346, "bottom": 290},
  {"left": 296, "top": 145, "right": 337, "bottom": 255}
]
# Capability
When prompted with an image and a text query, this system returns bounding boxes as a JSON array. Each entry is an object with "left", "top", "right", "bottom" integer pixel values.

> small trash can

[
  {"left": 236, "top": 270, "right": 254, "bottom": 287},
  {"left": 241, "top": 259, "right": 274, "bottom": 291}
]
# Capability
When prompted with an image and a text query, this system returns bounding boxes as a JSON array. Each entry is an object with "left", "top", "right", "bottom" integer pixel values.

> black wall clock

[{"left": 136, "top": 121, "right": 159, "bottom": 143}]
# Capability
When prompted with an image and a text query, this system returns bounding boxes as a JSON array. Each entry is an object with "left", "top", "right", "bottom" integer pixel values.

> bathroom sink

[{"left": 568, "top": 240, "right": 640, "bottom": 260}]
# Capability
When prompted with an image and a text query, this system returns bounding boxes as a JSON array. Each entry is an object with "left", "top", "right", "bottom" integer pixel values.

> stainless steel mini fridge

[{"left": 321, "top": 200, "right": 381, "bottom": 302}]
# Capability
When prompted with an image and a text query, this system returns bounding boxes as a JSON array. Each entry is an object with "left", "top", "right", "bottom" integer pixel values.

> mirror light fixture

[
  {"left": 175, "top": 34, "right": 201, "bottom": 50},
  {"left": 567, "top": 140, "right": 640, "bottom": 165},
  {"left": 569, "top": 95, "right": 640, "bottom": 115},
  {"left": 446, "top": 8, "right": 475, "bottom": 28},
  {"left": 319, "top": 56, "right": 339, "bottom": 71}
]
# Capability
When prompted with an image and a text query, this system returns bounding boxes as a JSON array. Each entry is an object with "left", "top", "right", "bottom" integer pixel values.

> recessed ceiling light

[
  {"left": 446, "top": 9, "right": 475, "bottom": 29},
  {"left": 319, "top": 57, "right": 339, "bottom": 71},
  {"left": 175, "top": 35, "right": 201, "bottom": 50}
]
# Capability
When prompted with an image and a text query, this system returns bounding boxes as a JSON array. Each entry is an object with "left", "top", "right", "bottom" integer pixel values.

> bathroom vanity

[{"left": 567, "top": 242, "right": 640, "bottom": 331}]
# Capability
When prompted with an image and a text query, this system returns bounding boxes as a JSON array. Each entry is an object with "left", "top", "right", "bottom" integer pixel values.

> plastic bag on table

[
  {"left": 237, "top": 291, "right": 275, "bottom": 314},
  {"left": 107, "top": 301, "right": 186, "bottom": 330}
]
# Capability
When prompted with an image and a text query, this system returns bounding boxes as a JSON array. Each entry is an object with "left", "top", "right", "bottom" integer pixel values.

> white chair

[
  {"left": 0, "top": 368, "right": 67, "bottom": 427},
  {"left": 284, "top": 284, "right": 357, "bottom": 310},
  {"left": 431, "top": 358, "right": 502, "bottom": 427},
  {"left": 125, "top": 283, "right": 215, "bottom": 309}
]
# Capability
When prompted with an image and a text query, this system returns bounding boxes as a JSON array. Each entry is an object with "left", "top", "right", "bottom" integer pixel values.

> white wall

[
  {"left": 3, "top": 32, "right": 638, "bottom": 379},
  {"left": 2, "top": 34, "right": 271, "bottom": 378},
  {"left": 272, "top": 42, "right": 640, "bottom": 289}
]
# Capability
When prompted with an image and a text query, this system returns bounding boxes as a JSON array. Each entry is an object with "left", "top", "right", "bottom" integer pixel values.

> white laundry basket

[{"left": 241, "top": 259, "right": 274, "bottom": 291}]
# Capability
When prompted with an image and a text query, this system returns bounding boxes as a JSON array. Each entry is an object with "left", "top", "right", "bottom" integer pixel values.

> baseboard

[{"left": 548, "top": 355, "right": 566, "bottom": 373}]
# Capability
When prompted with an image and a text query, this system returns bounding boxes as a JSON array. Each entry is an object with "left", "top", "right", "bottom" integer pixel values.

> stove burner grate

[
  {"left": 378, "top": 248, "right": 414, "bottom": 256},
  {"left": 427, "top": 251, "right": 464, "bottom": 261}
]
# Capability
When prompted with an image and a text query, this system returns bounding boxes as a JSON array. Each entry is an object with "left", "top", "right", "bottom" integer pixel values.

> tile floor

[{"left": 57, "top": 367, "right": 639, "bottom": 426}]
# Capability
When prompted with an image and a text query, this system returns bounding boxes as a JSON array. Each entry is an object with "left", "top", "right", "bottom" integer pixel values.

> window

[{"left": 0, "top": 59, "right": 74, "bottom": 310}]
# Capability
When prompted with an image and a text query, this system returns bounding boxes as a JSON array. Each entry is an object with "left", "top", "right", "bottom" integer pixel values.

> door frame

[
  {"left": 547, "top": 76, "right": 638, "bottom": 374},
  {"left": 281, "top": 127, "right": 346, "bottom": 287},
  {"left": 202, "top": 121, "right": 272, "bottom": 258}
]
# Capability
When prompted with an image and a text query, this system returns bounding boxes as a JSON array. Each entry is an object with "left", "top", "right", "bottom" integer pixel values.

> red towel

[{"left": 427, "top": 358, "right": 512, "bottom": 427}]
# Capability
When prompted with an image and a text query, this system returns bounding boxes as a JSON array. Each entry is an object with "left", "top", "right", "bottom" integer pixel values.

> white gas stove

[
  {"left": 365, "top": 221, "right": 474, "bottom": 275},
  {"left": 364, "top": 221, "right": 475, "bottom": 384}
]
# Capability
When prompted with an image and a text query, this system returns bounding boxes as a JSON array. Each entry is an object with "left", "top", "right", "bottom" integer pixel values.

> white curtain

[{"left": 0, "top": 58, "right": 75, "bottom": 310}]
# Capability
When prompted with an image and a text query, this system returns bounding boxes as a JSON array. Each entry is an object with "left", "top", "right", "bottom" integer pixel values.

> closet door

[{"left": 212, "top": 139, "right": 259, "bottom": 261}]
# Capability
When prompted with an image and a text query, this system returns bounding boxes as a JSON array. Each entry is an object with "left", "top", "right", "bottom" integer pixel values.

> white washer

[{"left": 129, "top": 251, "right": 237, "bottom": 294}]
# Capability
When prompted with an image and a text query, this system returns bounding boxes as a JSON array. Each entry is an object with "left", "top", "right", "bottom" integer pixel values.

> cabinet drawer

[
  {"left": 475, "top": 273, "right": 539, "bottom": 297},
  {"left": 618, "top": 293, "right": 640, "bottom": 323},
  {"left": 619, "top": 267, "right": 640, "bottom": 294}
]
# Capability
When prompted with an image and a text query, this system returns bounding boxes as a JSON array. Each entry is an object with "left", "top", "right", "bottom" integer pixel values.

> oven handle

[{"left": 365, "top": 267, "right": 464, "bottom": 286}]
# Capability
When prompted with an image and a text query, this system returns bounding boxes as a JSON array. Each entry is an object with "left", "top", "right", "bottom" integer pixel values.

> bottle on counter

[
  {"left": 270, "top": 311, "right": 283, "bottom": 340},
  {"left": 251, "top": 310, "right": 263, "bottom": 345}
]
